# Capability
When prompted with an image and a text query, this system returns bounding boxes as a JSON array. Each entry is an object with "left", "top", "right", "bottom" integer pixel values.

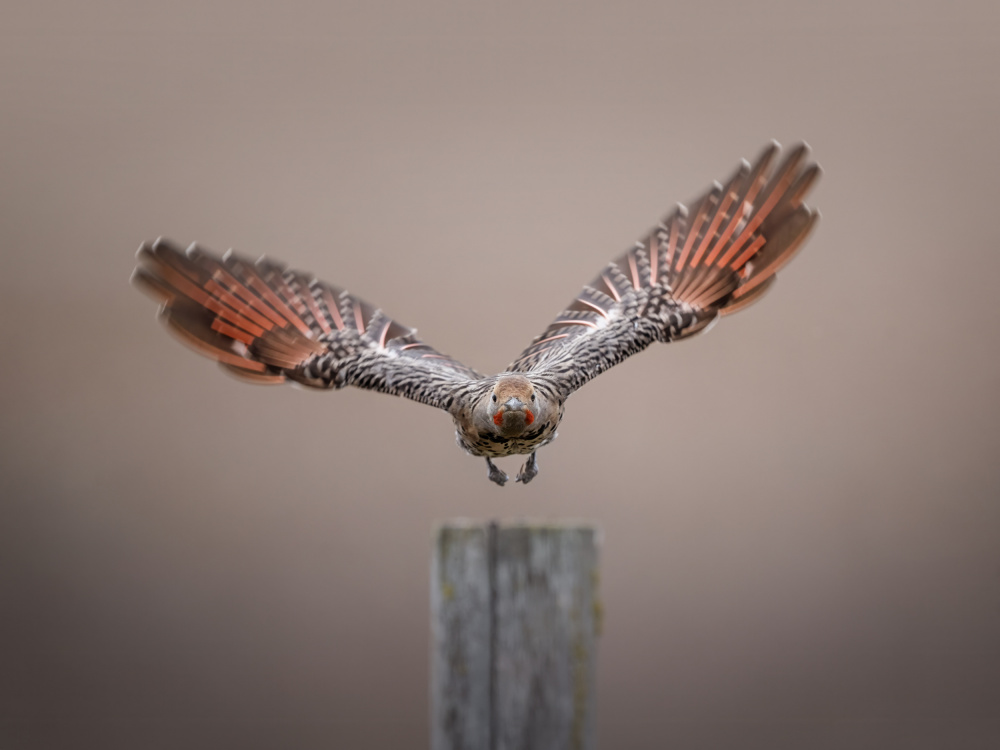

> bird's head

[{"left": 486, "top": 374, "right": 538, "bottom": 437}]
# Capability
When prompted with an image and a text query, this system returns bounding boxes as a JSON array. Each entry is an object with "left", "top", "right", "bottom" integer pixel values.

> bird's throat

[{"left": 495, "top": 408, "right": 534, "bottom": 435}]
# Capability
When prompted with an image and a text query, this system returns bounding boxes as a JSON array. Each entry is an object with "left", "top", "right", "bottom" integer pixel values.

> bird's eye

[
  {"left": 492, "top": 394, "right": 497, "bottom": 402},
  {"left": 530, "top": 393, "right": 535, "bottom": 401}
]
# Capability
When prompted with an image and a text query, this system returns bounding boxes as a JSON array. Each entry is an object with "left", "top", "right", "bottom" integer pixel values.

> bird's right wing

[
  {"left": 508, "top": 142, "right": 820, "bottom": 396},
  {"left": 133, "top": 239, "right": 482, "bottom": 412}
]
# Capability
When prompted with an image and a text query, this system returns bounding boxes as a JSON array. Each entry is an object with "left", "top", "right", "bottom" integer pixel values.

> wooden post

[{"left": 431, "top": 521, "right": 601, "bottom": 750}]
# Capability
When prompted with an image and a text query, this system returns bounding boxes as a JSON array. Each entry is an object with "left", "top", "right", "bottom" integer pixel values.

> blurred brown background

[{"left": 2, "top": 1, "right": 998, "bottom": 748}]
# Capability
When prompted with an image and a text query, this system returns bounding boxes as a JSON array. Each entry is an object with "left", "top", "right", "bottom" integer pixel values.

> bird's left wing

[
  {"left": 133, "top": 238, "right": 482, "bottom": 411},
  {"left": 507, "top": 142, "right": 820, "bottom": 395}
]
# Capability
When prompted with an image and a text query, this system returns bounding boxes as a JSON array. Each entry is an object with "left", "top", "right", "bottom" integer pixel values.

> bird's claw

[
  {"left": 515, "top": 453, "right": 538, "bottom": 484},
  {"left": 486, "top": 458, "right": 508, "bottom": 487}
]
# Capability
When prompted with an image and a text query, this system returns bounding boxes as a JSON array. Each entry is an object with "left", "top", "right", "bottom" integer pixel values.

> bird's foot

[
  {"left": 515, "top": 453, "right": 539, "bottom": 484},
  {"left": 486, "top": 458, "right": 508, "bottom": 487}
]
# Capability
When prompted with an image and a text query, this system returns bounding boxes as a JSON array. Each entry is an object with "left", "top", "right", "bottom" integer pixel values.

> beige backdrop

[{"left": 2, "top": 1, "right": 999, "bottom": 748}]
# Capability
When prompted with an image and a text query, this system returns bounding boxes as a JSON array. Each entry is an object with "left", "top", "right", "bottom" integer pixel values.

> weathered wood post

[{"left": 431, "top": 521, "right": 601, "bottom": 750}]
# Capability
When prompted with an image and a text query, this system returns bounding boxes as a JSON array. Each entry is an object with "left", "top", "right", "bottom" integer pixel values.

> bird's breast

[{"left": 455, "top": 418, "right": 559, "bottom": 458}]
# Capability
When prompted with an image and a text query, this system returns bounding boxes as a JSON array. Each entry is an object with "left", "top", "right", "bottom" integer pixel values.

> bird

[{"left": 132, "top": 141, "right": 820, "bottom": 486}]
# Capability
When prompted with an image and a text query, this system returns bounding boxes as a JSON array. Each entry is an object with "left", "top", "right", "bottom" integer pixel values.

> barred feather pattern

[
  {"left": 508, "top": 141, "right": 820, "bottom": 396},
  {"left": 133, "top": 238, "right": 483, "bottom": 411}
]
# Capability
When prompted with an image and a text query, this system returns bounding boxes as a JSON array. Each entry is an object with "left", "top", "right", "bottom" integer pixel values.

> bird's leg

[
  {"left": 486, "top": 457, "right": 508, "bottom": 487},
  {"left": 515, "top": 452, "right": 539, "bottom": 484}
]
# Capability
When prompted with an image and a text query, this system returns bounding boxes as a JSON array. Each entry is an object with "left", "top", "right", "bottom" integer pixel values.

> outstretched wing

[
  {"left": 508, "top": 142, "right": 820, "bottom": 394},
  {"left": 133, "top": 238, "right": 482, "bottom": 411}
]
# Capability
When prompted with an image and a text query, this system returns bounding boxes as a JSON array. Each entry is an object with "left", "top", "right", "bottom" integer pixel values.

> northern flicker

[{"left": 133, "top": 142, "right": 819, "bottom": 486}]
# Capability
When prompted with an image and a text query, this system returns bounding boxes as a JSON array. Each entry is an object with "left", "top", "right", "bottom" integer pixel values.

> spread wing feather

[
  {"left": 133, "top": 238, "right": 481, "bottom": 411},
  {"left": 508, "top": 142, "right": 820, "bottom": 394}
]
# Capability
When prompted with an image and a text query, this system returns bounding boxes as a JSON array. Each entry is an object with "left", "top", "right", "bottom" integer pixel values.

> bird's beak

[{"left": 503, "top": 397, "right": 525, "bottom": 412}]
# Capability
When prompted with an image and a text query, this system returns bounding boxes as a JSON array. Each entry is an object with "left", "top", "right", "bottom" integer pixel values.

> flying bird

[{"left": 133, "top": 141, "right": 820, "bottom": 486}]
